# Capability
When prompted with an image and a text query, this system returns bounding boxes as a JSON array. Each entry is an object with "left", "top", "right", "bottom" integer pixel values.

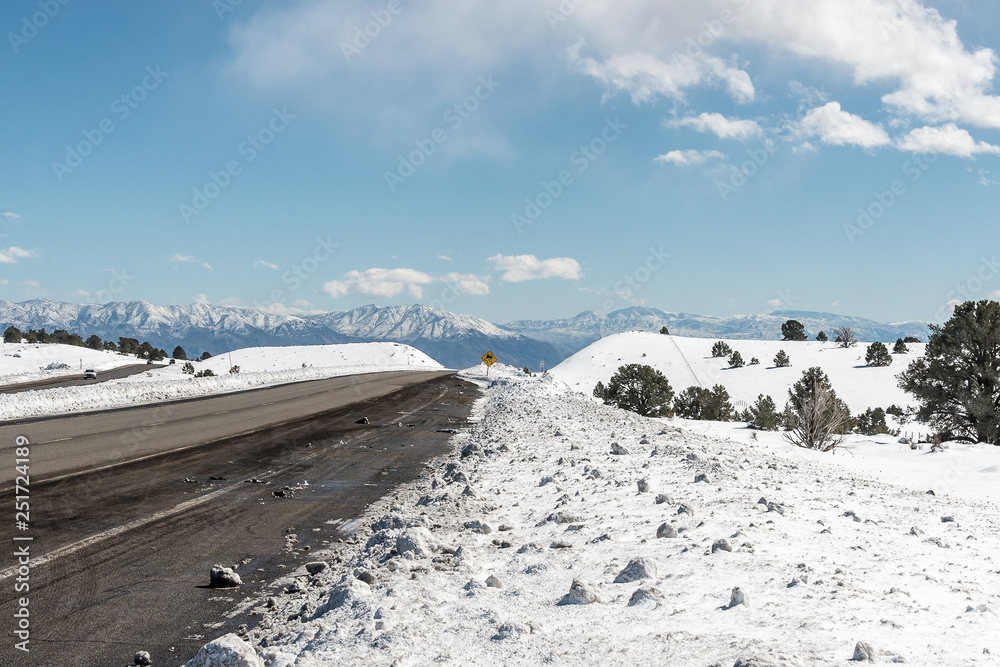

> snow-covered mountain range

[
  {"left": 0, "top": 299, "right": 931, "bottom": 370},
  {"left": 503, "top": 307, "right": 931, "bottom": 356}
]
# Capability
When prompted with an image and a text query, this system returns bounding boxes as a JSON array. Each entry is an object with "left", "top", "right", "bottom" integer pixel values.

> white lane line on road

[
  {"left": 0, "top": 484, "right": 240, "bottom": 581},
  {"left": 38, "top": 437, "right": 72, "bottom": 444}
]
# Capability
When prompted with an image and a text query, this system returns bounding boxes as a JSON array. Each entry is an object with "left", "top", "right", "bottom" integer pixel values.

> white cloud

[
  {"left": 171, "top": 253, "right": 213, "bottom": 270},
  {"left": 654, "top": 149, "right": 726, "bottom": 166},
  {"left": 797, "top": 102, "right": 891, "bottom": 148},
  {"left": 0, "top": 247, "right": 36, "bottom": 263},
  {"left": 666, "top": 112, "right": 761, "bottom": 141},
  {"left": 435, "top": 254, "right": 453, "bottom": 262},
  {"left": 22, "top": 279, "right": 39, "bottom": 288},
  {"left": 487, "top": 254, "right": 583, "bottom": 283},
  {"left": 193, "top": 293, "right": 209, "bottom": 304},
  {"left": 896, "top": 123, "right": 1000, "bottom": 157},
  {"left": 226, "top": 0, "right": 1000, "bottom": 153},
  {"left": 0, "top": 212, "right": 20, "bottom": 222},
  {"left": 70, "top": 289, "right": 91, "bottom": 298},
  {"left": 570, "top": 45, "right": 754, "bottom": 105},
  {"left": 323, "top": 269, "right": 490, "bottom": 300},
  {"left": 440, "top": 272, "right": 490, "bottom": 296},
  {"left": 323, "top": 268, "right": 437, "bottom": 299},
  {"left": 766, "top": 298, "right": 785, "bottom": 309},
  {"left": 254, "top": 260, "right": 280, "bottom": 270}
]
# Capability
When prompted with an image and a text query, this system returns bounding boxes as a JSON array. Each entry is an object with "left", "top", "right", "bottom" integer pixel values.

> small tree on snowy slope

[
  {"left": 781, "top": 319, "right": 808, "bottom": 341},
  {"left": 659, "top": 326, "right": 669, "bottom": 335},
  {"left": 711, "top": 341, "right": 732, "bottom": 358},
  {"left": 728, "top": 350, "right": 745, "bottom": 368},
  {"left": 816, "top": 330, "right": 829, "bottom": 342},
  {"left": 784, "top": 367, "right": 853, "bottom": 451},
  {"left": 773, "top": 349, "right": 791, "bottom": 367},
  {"left": 893, "top": 338, "right": 908, "bottom": 354},
  {"left": 594, "top": 364, "right": 674, "bottom": 417},
  {"left": 748, "top": 394, "right": 781, "bottom": 431},
  {"left": 865, "top": 341, "right": 892, "bottom": 367},
  {"left": 833, "top": 326, "right": 858, "bottom": 348}
]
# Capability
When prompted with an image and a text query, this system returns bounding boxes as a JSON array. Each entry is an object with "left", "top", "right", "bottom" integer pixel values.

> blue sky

[{"left": 2, "top": 0, "right": 999, "bottom": 324}]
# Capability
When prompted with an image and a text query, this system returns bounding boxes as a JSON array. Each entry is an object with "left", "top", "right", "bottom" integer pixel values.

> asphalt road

[
  {"left": 0, "top": 364, "right": 165, "bottom": 394},
  {"left": 0, "top": 371, "right": 477, "bottom": 666},
  {"left": 0, "top": 370, "right": 454, "bottom": 487}
]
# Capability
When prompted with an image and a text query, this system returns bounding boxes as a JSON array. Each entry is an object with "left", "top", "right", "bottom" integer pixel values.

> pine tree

[
  {"left": 773, "top": 349, "right": 790, "bottom": 368},
  {"left": 594, "top": 364, "right": 674, "bottom": 417},
  {"left": 893, "top": 338, "right": 908, "bottom": 354},
  {"left": 784, "top": 367, "right": 854, "bottom": 451},
  {"left": 85, "top": 334, "right": 103, "bottom": 350},
  {"left": 711, "top": 341, "right": 732, "bottom": 358},
  {"left": 898, "top": 299, "right": 1000, "bottom": 443},
  {"left": 659, "top": 326, "right": 669, "bottom": 335},
  {"left": 781, "top": 319, "right": 808, "bottom": 341},
  {"left": 856, "top": 407, "right": 891, "bottom": 436},
  {"left": 728, "top": 351, "right": 745, "bottom": 368},
  {"left": 173, "top": 346, "right": 187, "bottom": 360},
  {"left": 865, "top": 341, "right": 892, "bottom": 367},
  {"left": 816, "top": 330, "right": 828, "bottom": 342},
  {"left": 673, "top": 385, "right": 733, "bottom": 421},
  {"left": 3, "top": 326, "right": 22, "bottom": 343},
  {"left": 748, "top": 394, "right": 781, "bottom": 431}
]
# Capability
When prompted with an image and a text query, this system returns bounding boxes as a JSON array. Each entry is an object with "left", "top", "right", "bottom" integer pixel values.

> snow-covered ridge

[
  {"left": 199, "top": 367, "right": 1000, "bottom": 666},
  {"left": 0, "top": 299, "right": 931, "bottom": 371},
  {"left": 551, "top": 332, "right": 924, "bottom": 414}
]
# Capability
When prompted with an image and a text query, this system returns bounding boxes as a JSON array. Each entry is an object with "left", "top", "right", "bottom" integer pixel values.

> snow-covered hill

[
  {"left": 0, "top": 340, "right": 126, "bottom": 384},
  {"left": 504, "top": 307, "right": 931, "bottom": 355},
  {"left": 550, "top": 332, "right": 924, "bottom": 415},
  {"left": 0, "top": 342, "right": 442, "bottom": 421}
]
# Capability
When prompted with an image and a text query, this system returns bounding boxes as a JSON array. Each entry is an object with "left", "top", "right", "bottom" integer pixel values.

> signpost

[{"left": 481, "top": 350, "right": 497, "bottom": 375}]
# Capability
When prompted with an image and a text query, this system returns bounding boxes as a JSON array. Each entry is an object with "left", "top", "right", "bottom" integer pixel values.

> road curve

[
  {"left": 0, "top": 363, "right": 165, "bottom": 394},
  {"left": 0, "top": 370, "right": 454, "bottom": 486}
]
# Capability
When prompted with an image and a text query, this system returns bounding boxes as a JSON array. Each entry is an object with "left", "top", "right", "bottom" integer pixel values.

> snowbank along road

[{"left": 0, "top": 371, "right": 477, "bottom": 666}]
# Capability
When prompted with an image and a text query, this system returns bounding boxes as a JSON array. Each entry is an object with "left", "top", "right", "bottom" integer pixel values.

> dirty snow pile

[
  {"left": 0, "top": 343, "right": 442, "bottom": 421},
  {"left": 205, "top": 367, "right": 1000, "bottom": 666}
]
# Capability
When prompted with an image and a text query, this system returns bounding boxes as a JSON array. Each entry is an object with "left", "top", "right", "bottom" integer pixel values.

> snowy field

[
  {"left": 0, "top": 340, "right": 126, "bottom": 384},
  {"left": 0, "top": 342, "right": 443, "bottom": 422},
  {"left": 189, "top": 366, "right": 1000, "bottom": 667},
  {"left": 551, "top": 332, "right": 925, "bottom": 415}
]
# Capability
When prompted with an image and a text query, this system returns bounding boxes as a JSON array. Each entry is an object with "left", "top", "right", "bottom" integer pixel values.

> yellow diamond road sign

[{"left": 481, "top": 351, "right": 497, "bottom": 367}]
